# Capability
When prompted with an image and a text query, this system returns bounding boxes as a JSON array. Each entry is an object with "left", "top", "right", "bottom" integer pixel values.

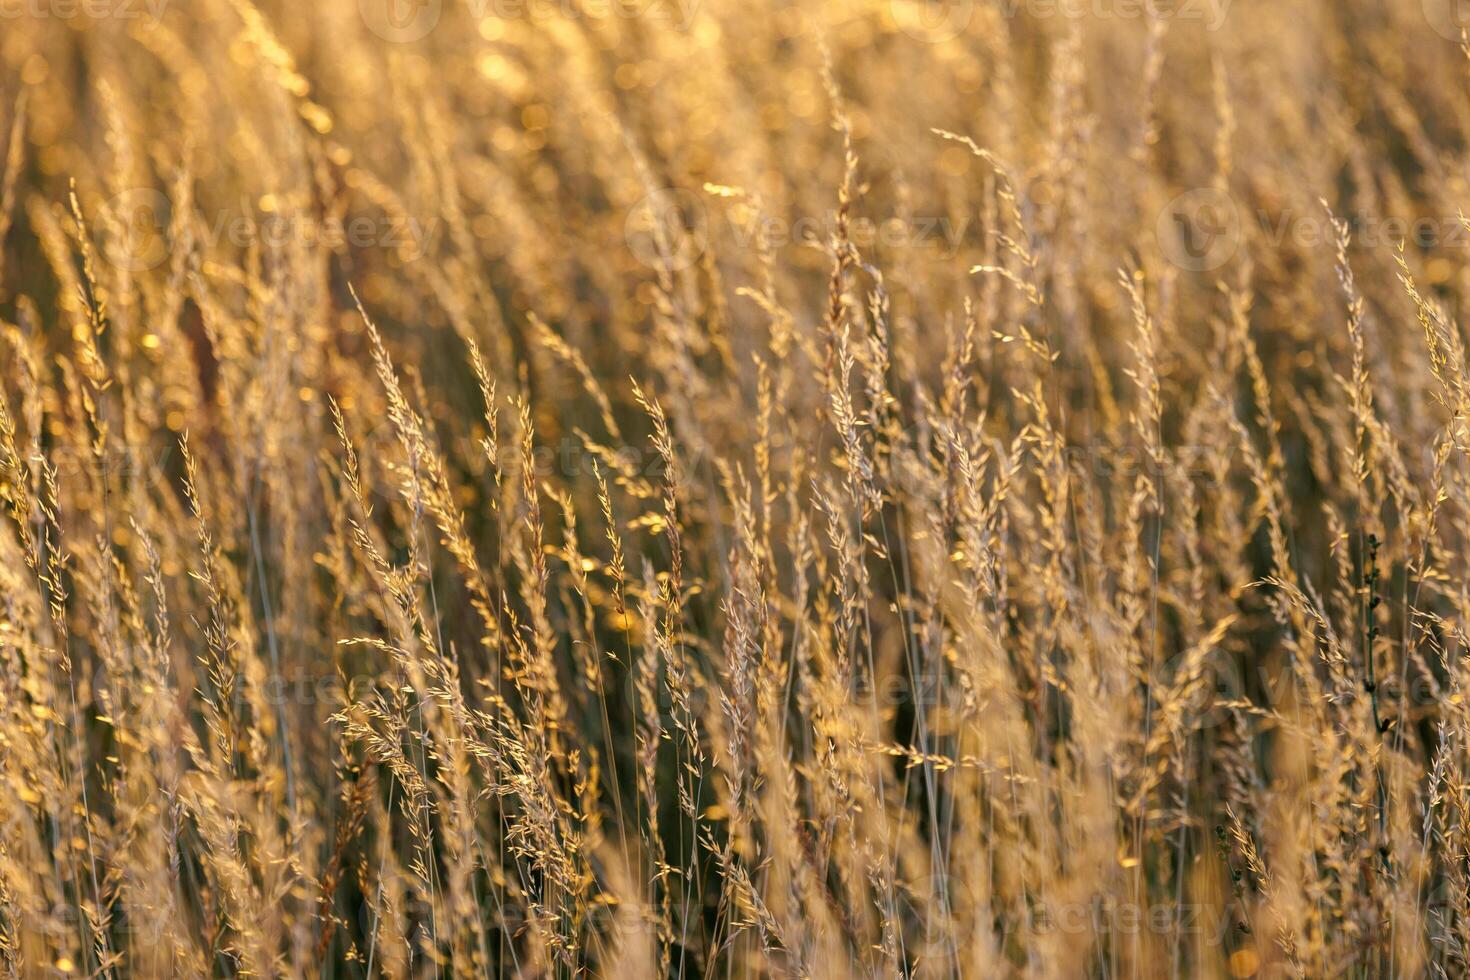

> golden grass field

[{"left": 6, "top": 0, "right": 1470, "bottom": 975}]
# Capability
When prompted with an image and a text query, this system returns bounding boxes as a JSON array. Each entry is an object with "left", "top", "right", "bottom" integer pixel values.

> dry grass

[{"left": 1, "top": 0, "right": 1469, "bottom": 976}]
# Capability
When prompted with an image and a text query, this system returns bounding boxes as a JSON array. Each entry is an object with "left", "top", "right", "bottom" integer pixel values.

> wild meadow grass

[{"left": 2, "top": 0, "right": 1469, "bottom": 975}]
